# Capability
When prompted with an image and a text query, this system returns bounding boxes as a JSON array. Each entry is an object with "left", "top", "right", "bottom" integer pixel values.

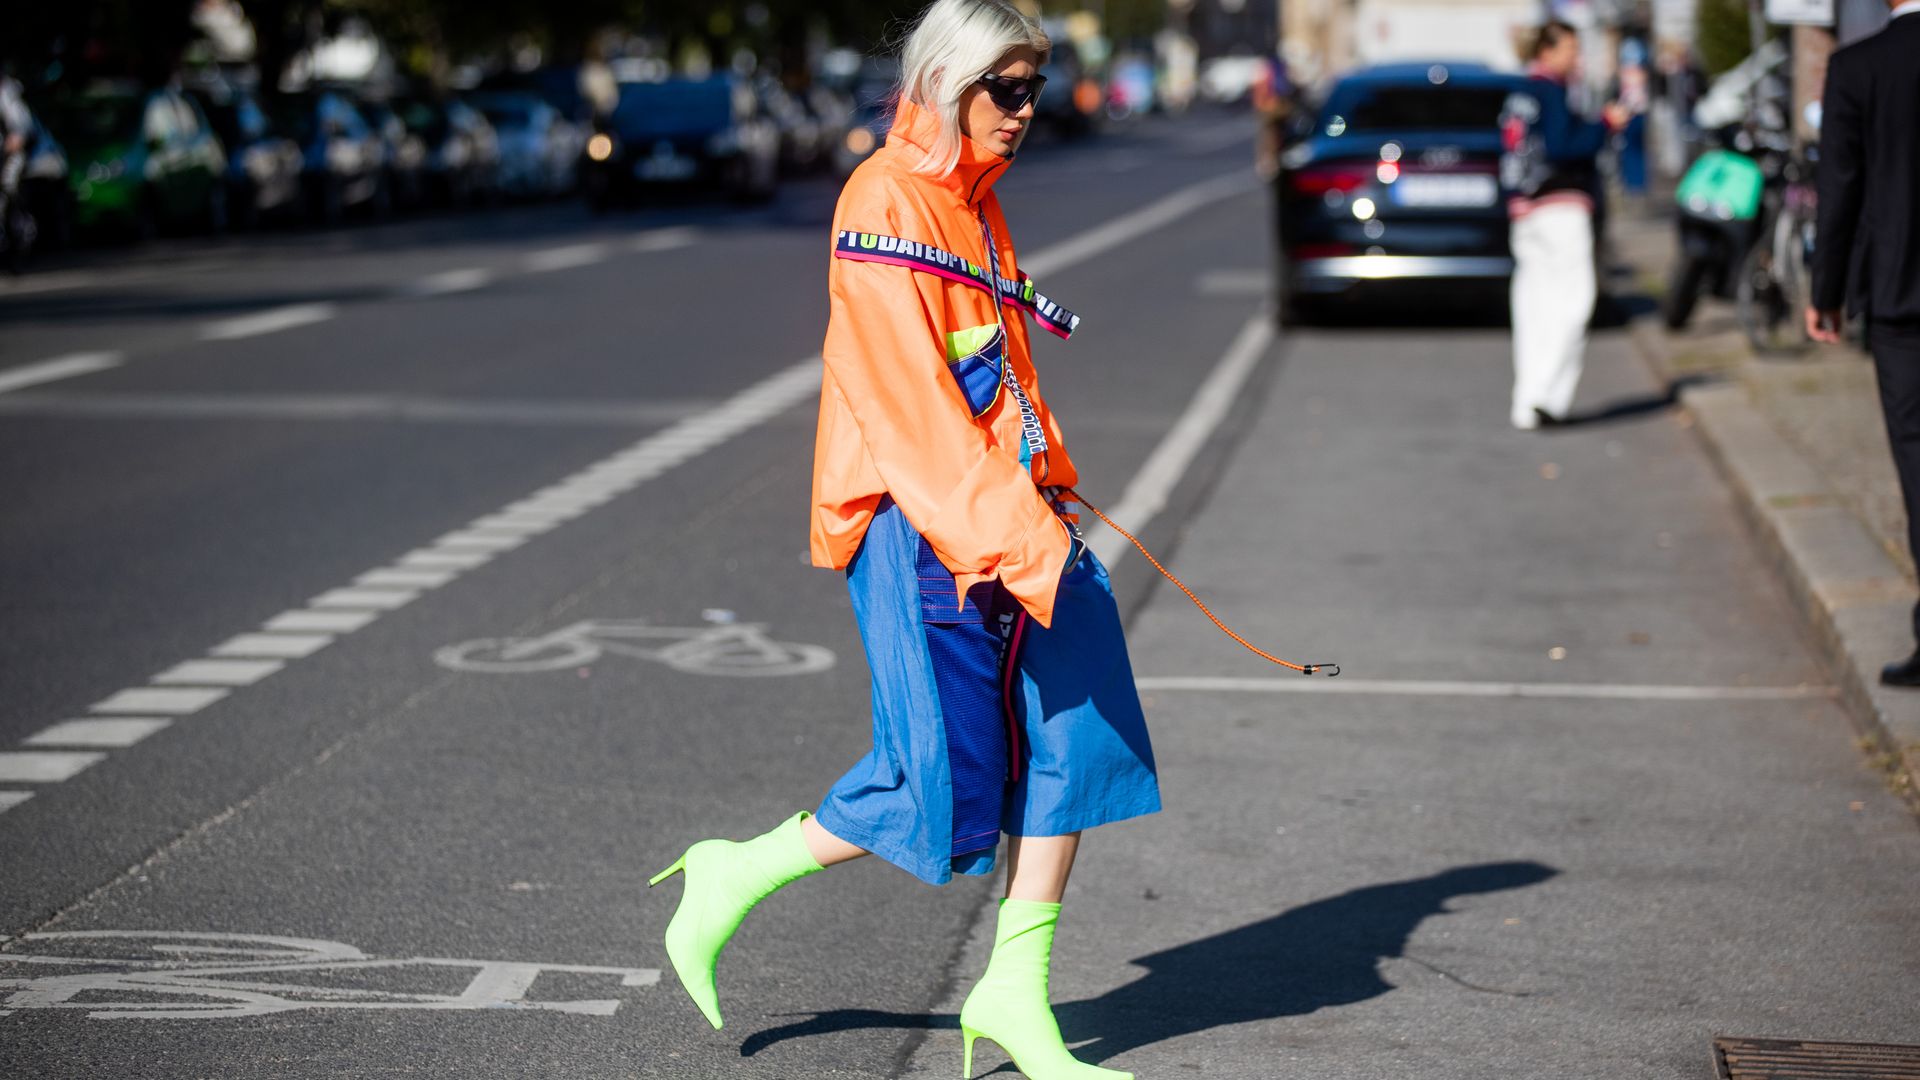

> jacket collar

[{"left": 888, "top": 96, "right": 1011, "bottom": 207}]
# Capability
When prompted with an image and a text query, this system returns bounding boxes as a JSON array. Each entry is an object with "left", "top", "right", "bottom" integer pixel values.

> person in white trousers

[{"left": 1503, "top": 22, "right": 1628, "bottom": 430}]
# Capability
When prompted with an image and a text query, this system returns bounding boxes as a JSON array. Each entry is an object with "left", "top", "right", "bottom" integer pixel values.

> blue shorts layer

[{"left": 817, "top": 497, "right": 1161, "bottom": 886}]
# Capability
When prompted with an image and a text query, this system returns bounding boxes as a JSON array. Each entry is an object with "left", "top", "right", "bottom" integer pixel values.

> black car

[
  {"left": 1274, "top": 61, "right": 1525, "bottom": 320},
  {"left": 268, "top": 89, "right": 387, "bottom": 224},
  {"left": 186, "top": 81, "right": 304, "bottom": 229},
  {"left": 583, "top": 77, "right": 777, "bottom": 209}
]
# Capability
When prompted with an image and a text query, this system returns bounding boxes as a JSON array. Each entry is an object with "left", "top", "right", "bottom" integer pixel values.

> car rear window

[{"left": 1324, "top": 84, "right": 1510, "bottom": 132}]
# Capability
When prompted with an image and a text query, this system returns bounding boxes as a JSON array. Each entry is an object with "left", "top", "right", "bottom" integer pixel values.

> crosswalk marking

[
  {"left": 0, "top": 791, "right": 32, "bottom": 814},
  {"left": 308, "top": 587, "right": 418, "bottom": 610}
]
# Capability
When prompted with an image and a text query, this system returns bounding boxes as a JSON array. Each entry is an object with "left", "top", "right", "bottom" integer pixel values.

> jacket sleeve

[
  {"left": 1811, "top": 55, "right": 1862, "bottom": 313},
  {"left": 822, "top": 199, "right": 1071, "bottom": 627},
  {"left": 1536, "top": 81, "right": 1608, "bottom": 163}
]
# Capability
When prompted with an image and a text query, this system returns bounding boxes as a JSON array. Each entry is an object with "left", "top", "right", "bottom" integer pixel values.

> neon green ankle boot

[
  {"left": 957, "top": 899, "right": 1132, "bottom": 1080},
  {"left": 648, "top": 810, "right": 823, "bottom": 1029}
]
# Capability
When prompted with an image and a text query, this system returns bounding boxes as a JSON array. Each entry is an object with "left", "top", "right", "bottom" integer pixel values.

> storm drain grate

[{"left": 1714, "top": 1036, "right": 1920, "bottom": 1079}]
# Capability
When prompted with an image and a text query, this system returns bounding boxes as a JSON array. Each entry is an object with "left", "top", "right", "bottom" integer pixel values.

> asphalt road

[{"left": 2, "top": 113, "right": 1915, "bottom": 1078}]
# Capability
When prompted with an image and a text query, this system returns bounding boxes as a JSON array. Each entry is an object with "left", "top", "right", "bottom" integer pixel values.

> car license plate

[
  {"left": 1391, "top": 173, "right": 1497, "bottom": 208},
  {"left": 636, "top": 155, "right": 696, "bottom": 181}
]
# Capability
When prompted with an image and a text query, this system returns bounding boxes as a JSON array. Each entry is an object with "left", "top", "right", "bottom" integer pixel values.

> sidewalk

[{"left": 1613, "top": 208, "right": 1920, "bottom": 806}]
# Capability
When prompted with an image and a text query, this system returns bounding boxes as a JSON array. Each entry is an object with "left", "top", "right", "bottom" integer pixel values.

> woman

[{"left": 650, "top": 2, "right": 1159, "bottom": 1077}]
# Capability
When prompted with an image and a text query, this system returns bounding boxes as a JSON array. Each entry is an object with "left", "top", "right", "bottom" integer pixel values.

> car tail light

[{"left": 1288, "top": 164, "right": 1371, "bottom": 196}]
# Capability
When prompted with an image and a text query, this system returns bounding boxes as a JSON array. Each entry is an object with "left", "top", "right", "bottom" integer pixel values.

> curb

[{"left": 1628, "top": 320, "right": 1920, "bottom": 806}]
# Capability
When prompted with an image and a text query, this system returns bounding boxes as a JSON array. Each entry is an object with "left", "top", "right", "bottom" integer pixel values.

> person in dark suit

[{"left": 1808, "top": 0, "right": 1920, "bottom": 685}]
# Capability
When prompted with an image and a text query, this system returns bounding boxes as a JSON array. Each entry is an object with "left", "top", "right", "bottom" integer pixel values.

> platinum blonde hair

[{"left": 897, "top": 0, "right": 1050, "bottom": 176}]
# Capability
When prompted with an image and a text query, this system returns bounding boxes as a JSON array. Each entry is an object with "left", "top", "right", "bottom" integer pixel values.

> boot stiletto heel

[
  {"left": 957, "top": 899, "right": 1131, "bottom": 1080},
  {"left": 651, "top": 812, "right": 822, "bottom": 1029},
  {"left": 648, "top": 856, "right": 685, "bottom": 888},
  {"left": 962, "top": 1027, "right": 979, "bottom": 1078}
]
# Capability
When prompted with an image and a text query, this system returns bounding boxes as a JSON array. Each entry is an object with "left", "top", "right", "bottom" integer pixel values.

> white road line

[
  {"left": 398, "top": 549, "right": 493, "bottom": 570},
  {"left": 1019, "top": 169, "right": 1259, "bottom": 278},
  {"left": 151, "top": 659, "right": 285, "bottom": 687},
  {"left": 0, "top": 791, "right": 32, "bottom": 814},
  {"left": 0, "top": 352, "right": 126, "bottom": 395},
  {"left": 309, "top": 587, "right": 418, "bottom": 610},
  {"left": 90, "top": 687, "right": 229, "bottom": 715},
  {"left": 0, "top": 751, "right": 109, "bottom": 783},
  {"left": 355, "top": 567, "right": 458, "bottom": 589},
  {"left": 8, "top": 175, "right": 1264, "bottom": 797},
  {"left": 265, "top": 608, "right": 381, "bottom": 633},
  {"left": 433, "top": 530, "right": 531, "bottom": 552},
  {"left": 27, "top": 718, "right": 173, "bottom": 748},
  {"left": 524, "top": 242, "right": 610, "bottom": 273},
  {"left": 1082, "top": 314, "right": 1271, "bottom": 569},
  {"left": 211, "top": 632, "right": 334, "bottom": 659},
  {"left": 201, "top": 302, "right": 339, "bottom": 342},
  {"left": 1133, "top": 675, "right": 1838, "bottom": 702},
  {"left": 407, "top": 267, "right": 495, "bottom": 296},
  {"left": 630, "top": 227, "right": 699, "bottom": 253}
]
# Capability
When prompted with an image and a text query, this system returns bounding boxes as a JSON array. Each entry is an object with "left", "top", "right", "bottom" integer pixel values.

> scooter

[{"left": 1663, "top": 140, "right": 1765, "bottom": 330}]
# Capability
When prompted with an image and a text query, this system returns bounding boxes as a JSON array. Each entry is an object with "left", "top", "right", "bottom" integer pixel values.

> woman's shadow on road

[{"left": 741, "top": 860, "right": 1558, "bottom": 1063}]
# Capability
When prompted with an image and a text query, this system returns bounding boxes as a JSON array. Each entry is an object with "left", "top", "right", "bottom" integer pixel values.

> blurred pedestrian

[
  {"left": 1807, "top": 0, "right": 1920, "bottom": 685},
  {"left": 1500, "top": 21, "right": 1630, "bottom": 430},
  {"left": 1252, "top": 52, "right": 1294, "bottom": 180},
  {"left": 648, "top": 2, "right": 1157, "bottom": 1077},
  {"left": 0, "top": 62, "right": 32, "bottom": 260}
]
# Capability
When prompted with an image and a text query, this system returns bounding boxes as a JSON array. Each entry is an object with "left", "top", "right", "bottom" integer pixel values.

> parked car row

[{"left": 18, "top": 77, "right": 584, "bottom": 247}]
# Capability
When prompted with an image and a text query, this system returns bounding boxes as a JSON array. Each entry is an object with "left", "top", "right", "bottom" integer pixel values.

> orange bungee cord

[{"left": 1062, "top": 487, "right": 1340, "bottom": 677}]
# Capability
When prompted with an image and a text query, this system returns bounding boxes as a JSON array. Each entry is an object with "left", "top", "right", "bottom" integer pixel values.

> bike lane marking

[{"left": 0, "top": 169, "right": 1258, "bottom": 816}]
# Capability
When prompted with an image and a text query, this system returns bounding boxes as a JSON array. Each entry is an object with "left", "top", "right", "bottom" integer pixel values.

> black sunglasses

[{"left": 977, "top": 73, "right": 1046, "bottom": 113}]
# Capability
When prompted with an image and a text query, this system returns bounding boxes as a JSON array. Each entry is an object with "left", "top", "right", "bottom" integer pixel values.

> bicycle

[
  {"left": 434, "top": 617, "right": 834, "bottom": 678},
  {"left": 1736, "top": 148, "right": 1817, "bottom": 356}
]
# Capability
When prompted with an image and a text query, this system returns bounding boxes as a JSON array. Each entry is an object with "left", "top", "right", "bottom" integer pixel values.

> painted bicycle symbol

[
  {"left": 434, "top": 615, "right": 834, "bottom": 678},
  {"left": 0, "top": 931, "right": 659, "bottom": 1020}
]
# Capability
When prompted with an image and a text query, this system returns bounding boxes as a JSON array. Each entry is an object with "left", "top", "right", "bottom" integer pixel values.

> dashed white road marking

[
  {"left": 27, "top": 718, "right": 173, "bottom": 748},
  {"left": 1082, "top": 313, "right": 1271, "bottom": 570},
  {"left": 0, "top": 751, "right": 109, "bottom": 782},
  {"left": 201, "top": 302, "right": 339, "bottom": 342},
  {"left": 398, "top": 548, "right": 492, "bottom": 570},
  {"left": 434, "top": 530, "right": 531, "bottom": 552},
  {"left": 265, "top": 609, "right": 379, "bottom": 633},
  {"left": 1133, "top": 675, "right": 1837, "bottom": 702},
  {"left": 0, "top": 352, "right": 126, "bottom": 395},
  {"left": 355, "top": 567, "right": 459, "bottom": 589},
  {"left": 211, "top": 632, "right": 334, "bottom": 659},
  {"left": 90, "top": 687, "right": 229, "bottom": 715},
  {"left": 524, "top": 242, "right": 609, "bottom": 273},
  {"left": 151, "top": 659, "right": 285, "bottom": 687},
  {"left": 407, "top": 267, "right": 495, "bottom": 296},
  {"left": 0, "top": 791, "right": 33, "bottom": 813},
  {"left": 310, "top": 586, "right": 419, "bottom": 610},
  {"left": 629, "top": 226, "right": 699, "bottom": 253}
]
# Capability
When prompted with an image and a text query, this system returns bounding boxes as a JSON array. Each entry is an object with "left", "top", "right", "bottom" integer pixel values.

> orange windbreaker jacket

[{"left": 809, "top": 98, "right": 1080, "bottom": 628}]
